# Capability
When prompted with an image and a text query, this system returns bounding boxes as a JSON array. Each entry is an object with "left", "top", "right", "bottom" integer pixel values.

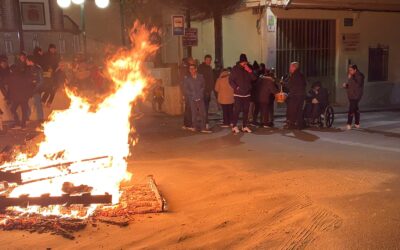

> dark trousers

[
  {"left": 183, "top": 98, "right": 192, "bottom": 127},
  {"left": 268, "top": 99, "right": 275, "bottom": 124},
  {"left": 10, "top": 100, "right": 29, "bottom": 127},
  {"left": 252, "top": 102, "right": 260, "bottom": 124},
  {"left": 204, "top": 93, "right": 211, "bottom": 124},
  {"left": 190, "top": 100, "right": 206, "bottom": 131},
  {"left": 347, "top": 99, "right": 360, "bottom": 125},
  {"left": 286, "top": 95, "right": 305, "bottom": 128},
  {"left": 259, "top": 102, "right": 273, "bottom": 126},
  {"left": 221, "top": 104, "right": 234, "bottom": 125},
  {"left": 233, "top": 96, "right": 250, "bottom": 128}
]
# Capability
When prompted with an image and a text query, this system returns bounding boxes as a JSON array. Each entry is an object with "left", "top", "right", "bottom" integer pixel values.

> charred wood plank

[
  {"left": 0, "top": 193, "right": 112, "bottom": 210},
  {"left": 0, "top": 171, "right": 22, "bottom": 184}
]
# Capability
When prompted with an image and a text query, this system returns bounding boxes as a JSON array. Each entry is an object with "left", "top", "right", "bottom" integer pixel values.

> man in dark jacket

[
  {"left": 229, "top": 54, "right": 257, "bottom": 133},
  {"left": 179, "top": 58, "right": 193, "bottom": 130},
  {"left": 184, "top": 64, "right": 211, "bottom": 133},
  {"left": 257, "top": 75, "right": 279, "bottom": 128},
  {"left": 197, "top": 54, "right": 214, "bottom": 128},
  {"left": 343, "top": 64, "right": 364, "bottom": 129},
  {"left": 33, "top": 47, "right": 45, "bottom": 69},
  {"left": 43, "top": 44, "right": 60, "bottom": 72},
  {"left": 284, "top": 62, "right": 307, "bottom": 129},
  {"left": 7, "top": 67, "right": 34, "bottom": 129}
]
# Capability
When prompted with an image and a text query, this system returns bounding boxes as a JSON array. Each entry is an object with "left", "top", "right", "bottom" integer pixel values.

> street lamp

[{"left": 57, "top": 0, "right": 110, "bottom": 55}]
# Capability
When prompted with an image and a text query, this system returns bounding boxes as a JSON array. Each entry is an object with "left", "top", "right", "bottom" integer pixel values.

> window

[{"left": 368, "top": 47, "right": 389, "bottom": 82}]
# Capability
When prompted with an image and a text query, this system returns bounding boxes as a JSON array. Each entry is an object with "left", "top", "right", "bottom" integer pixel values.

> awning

[{"left": 245, "top": 0, "right": 400, "bottom": 12}]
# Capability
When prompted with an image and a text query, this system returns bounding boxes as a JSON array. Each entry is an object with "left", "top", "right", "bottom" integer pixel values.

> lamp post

[{"left": 57, "top": 0, "right": 110, "bottom": 55}]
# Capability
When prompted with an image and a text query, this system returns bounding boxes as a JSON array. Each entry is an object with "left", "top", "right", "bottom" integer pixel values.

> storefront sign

[
  {"left": 172, "top": 15, "right": 185, "bottom": 36},
  {"left": 342, "top": 33, "right": 360, "bottom": 52},
  {"left": 182, "top": 28, "right": 198, "bottom": 47}
]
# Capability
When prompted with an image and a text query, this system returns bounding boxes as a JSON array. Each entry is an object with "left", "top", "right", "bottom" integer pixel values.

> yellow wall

[
  {"left": 271, "top": 8, "right": 400, "bottom": 105},
  {"left": 193, "top": 9, "right": 262, "bottom": 68}
]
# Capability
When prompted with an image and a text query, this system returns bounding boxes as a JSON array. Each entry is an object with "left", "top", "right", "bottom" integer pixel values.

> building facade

[
  {"left": 0, "top": 0, "right": 82, "bottom": 61},
  {"left": 190, "top": 0, "right": 400, "bottom": 106}
]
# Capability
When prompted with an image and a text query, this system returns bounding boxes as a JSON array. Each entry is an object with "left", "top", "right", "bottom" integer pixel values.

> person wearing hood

[
  {"left": 229, "top": 53, "right": 257, "bottom": 134},
  {"left": 215, "top": 68, "right": 234, "bottom": 127},
  {"left": 343, "top": 64, "right": 364, "bottom": 130}
]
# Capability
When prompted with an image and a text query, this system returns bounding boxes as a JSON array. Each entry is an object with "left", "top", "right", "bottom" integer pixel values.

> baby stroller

[{"left": 304, "top": 82, "right": 334, "bottom": 128}]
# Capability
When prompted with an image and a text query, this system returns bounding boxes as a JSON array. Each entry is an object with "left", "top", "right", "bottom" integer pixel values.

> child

[
  {"left": 304, "top": 81, "right": 329, "bottom": 124},
  {"left": 152, "top": 79, "right": 164, "bottom": 113}
]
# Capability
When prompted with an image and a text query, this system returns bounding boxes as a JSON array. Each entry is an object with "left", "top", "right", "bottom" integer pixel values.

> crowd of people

[
  {"left": 180, "top": 53, "right": 365, "bottom": 134},
  {"left": 0, "top": 44, "right": 65, "bottom": 129}
]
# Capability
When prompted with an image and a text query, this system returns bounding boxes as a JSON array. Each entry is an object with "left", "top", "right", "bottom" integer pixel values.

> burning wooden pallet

[{"left": 0, "top": 176, "right": 166, "bottom": 239}]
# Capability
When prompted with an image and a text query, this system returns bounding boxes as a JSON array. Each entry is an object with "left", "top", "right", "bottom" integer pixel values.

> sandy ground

[{"left": 1, "top": 111, "right": 400, "bottom": 249}]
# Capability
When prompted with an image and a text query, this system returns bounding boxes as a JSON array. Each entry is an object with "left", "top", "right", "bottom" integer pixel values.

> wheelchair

[{"left": 304, "top": 104, "right": 335, "bottom": 128}]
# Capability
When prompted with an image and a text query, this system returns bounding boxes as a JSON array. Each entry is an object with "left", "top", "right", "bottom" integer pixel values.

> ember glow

[{"left": 0, "top": 22, "right": 158, "bottom": 218}]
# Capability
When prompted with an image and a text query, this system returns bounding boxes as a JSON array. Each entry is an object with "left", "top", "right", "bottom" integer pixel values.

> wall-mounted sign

[
  {"left": 20, "top": 0, "right": 51, "bottom": 31},
  {"left": 342, "top": 33, "right": 360, "bottom": 52},
  {"left": 172, "top": 15, "right": 185, "bottom": 36},
  {"left": 182, "top": 28, "right": 198, "bottom": 47},
  {"left": 267, "top": 14, "right": 276, "bottom": 32}
]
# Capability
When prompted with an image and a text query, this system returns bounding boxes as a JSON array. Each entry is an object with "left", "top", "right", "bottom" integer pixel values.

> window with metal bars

[
  {"left": 368, "top": 47, "right": 389, "bottom": 82},
  {"left": 276, "top": 19, "right": 336, "bottom": 79}
]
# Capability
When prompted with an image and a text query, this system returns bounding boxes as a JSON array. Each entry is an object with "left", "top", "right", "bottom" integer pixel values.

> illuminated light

[
  {"left": 95, "top": 0, "right": 110, "bottom": 8},
  {"left": 57, "top": 0, "right": 71, "bottom": 8},
  {"left": 72, "top": 0, "right": 85, "bottom": 4}
]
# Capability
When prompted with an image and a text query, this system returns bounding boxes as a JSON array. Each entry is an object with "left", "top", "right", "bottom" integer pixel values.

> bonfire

[{"left": 0, "top": 22, "right": 165, "bottom": 239}]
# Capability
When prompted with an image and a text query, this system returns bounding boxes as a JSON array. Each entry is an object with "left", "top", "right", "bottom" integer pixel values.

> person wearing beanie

[{"left": 229, "top": 53, "right": 257, "bottom": 134}]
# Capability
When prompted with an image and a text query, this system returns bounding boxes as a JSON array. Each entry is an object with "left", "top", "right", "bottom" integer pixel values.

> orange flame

[{"left": 0, "top": 22, "right": 159, "bottom": 218}]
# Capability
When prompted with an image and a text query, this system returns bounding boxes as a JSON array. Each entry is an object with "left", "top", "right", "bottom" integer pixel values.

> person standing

[
  {"left": 7, "top": 65, "right": 33, "bottom": 129},
  {"left": 229, "top": 54, "right": 257, "bottom": 133},
  {"left": 0, "top": 55, "right": 10, "bottom": 103},
  {"left": 42, "top": 61, "right": 67, "bottom": 107},
  {"left": 284, "top": 62, "right": 307, "bottom": 129},
  {"left": 179, "top": 58, "right": 193, "bottom": 130},
  {"left": 183, "top": 64, "right": 211, "bottom": 133},
  {"left": 33, "top": 47, "right": 45, "bottom": 68},
  {"left": 257, "top": 74, "right": 279, "bottom": 128},
  {"left": 198, "top": 55, "right": 214, "bottom": 128},
  {"left": 343, "top": 64, "right": 364, "bottom": 130},
  {"left": 43, "top": 44, "right": 60, "bottom": 73},
  {"left": 26, "top": 55, "right": 44, "bottom": 123},
  {"left": 215, "top": 68, "right": 234, "bottom": 127}
]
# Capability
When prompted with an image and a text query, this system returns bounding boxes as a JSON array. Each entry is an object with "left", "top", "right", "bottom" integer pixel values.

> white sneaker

[
  {"left": 187, "top": 127, "right": 196, "bottom": 132},
  {"left": 263, "top": 125, "right": 271, "bottom": 129},
  {"left": 355, "top": 124, "right": 361, "bottom": 129},
  {"left": 232, "top": 126, "right": 240, "bottom": 134},
  {"left": 242, "top": 127, "right": 252, "bottom": 133},
  {"left": 201, "top": 129, "right": 212, "bottom": 134},
  {"left": 346, "top": 124, "right": 352, "bottom": 130}
]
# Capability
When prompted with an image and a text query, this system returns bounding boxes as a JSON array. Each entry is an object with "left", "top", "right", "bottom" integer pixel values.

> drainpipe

[{"left": 14, "top": 1, "right": 25, "bottom": 52}]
